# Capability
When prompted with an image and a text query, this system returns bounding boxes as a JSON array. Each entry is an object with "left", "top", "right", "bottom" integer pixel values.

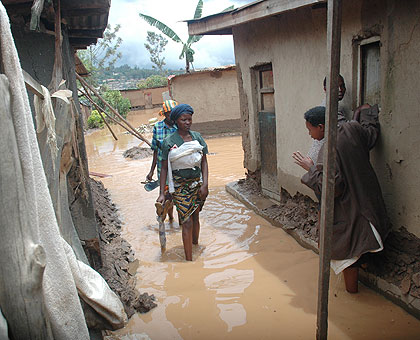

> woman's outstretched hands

[{"left": 292, "top": 151, "right": 314, "bottom": 171}]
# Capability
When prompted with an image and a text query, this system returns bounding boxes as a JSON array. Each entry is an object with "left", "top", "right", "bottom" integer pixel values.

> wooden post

[
  {"left": 316, "top": 0, "right": 342, "bottom": 339},
  {"left": 78, "top": 88, "right": 118, "bottom": 140},
  {"left": 48, "top": 0, "right": 62, "bottom": 92},
  {"left": 78, "top": 87, "right": 147, "bottom": 142},
  {"left": 76, "top": 73, "right": 152, "bottom": 147}
]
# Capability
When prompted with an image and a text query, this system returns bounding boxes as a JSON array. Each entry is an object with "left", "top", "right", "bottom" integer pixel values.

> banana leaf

[
  {"left": 139, "top": 13, "right": 182, "bottom": 44},
  {"left": 193, "top": 0, "right": 203, "bottom": 19}
]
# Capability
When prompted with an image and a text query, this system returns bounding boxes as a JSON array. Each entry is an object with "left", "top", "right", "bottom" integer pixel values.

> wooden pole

[
  {"left": 48, "top": 0, "right": 62, "bottom": 92},
  {"left": 78, "top": 88, "right": 118, "bottom": 141},
  {"left": 316, "top": 0, "right": 342, "bottom": 339},
  {"left": 78, "top": 87, "right": 148, "bottom": 142},
  {"left": 76, "top": 73, "right": 152, "bottom": 147}
]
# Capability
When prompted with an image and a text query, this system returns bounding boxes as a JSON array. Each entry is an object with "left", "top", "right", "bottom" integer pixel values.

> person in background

[
  {"left": 292, "top": 105, "right": 390, "bottom": 293},
  {"left": 146, "top": 99, "right": 178, "bottom": 221},
  {"left": 299, "top": 75, "right": 348, "bottom": 168},
  {"left": 157, "top": 104, "right": 209, "bottom": 261}
]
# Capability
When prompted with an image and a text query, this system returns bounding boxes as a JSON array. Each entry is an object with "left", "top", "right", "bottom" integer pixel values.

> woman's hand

[
  {"left": 157, "top": 194, "right": 165, "bottom": 204},
  {"left": 199, "top": 184, "right": 208, "bottom": 201},
  {"left": 292, "top": 151, "right": 314, "bottom": 171},
  {"left": 146, "top": 171, "right": 153, "bottom": 182}
]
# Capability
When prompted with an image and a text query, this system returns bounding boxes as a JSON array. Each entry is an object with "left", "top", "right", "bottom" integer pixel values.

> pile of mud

[
  {"left": 123, "top": 146, "right": 153, "bottom": 160},
  {"left": 90, "top": 178, "right": 157, "bottom": 318}
]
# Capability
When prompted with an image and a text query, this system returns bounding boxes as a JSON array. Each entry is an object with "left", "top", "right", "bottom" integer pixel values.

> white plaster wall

[
  {"left": 170, "top": 69, "right": 240, "bottom": 124},
  {"left": 233, "top": 0, "right": 420, "bottom": 237}
]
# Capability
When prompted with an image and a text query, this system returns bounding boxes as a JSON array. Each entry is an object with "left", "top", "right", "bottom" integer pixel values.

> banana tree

[{"left": 139, "top": 0, "right": 204, "bottom": 72}]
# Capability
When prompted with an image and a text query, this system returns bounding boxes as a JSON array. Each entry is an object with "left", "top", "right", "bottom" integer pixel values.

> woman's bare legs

[
  {"left": 182, "top": 217, "right": 193, "bottom": 261},
  {"left": 343, "top": 267, "right": 359, "bottom": 293},
  {"left": 181, "top": 208, "right": 201, "bottom": 261}
]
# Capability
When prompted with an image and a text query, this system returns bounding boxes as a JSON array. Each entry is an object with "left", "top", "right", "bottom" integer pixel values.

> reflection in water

[
  {"left": 217, "top": 303, "right": 247, "bottom": 332},
  {"left": 204, "top": 269, "right": 254, "bottom": 294},
  {"left": 85, "top": 110, "right": 420, "bottom": 340}
]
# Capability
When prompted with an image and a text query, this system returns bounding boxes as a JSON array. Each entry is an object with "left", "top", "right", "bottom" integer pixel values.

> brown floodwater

[{"left": 85, "top": 110, "right": 420, "bottom": 339}]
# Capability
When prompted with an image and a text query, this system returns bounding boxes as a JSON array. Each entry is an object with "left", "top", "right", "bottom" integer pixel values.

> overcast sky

[{"left": 108, "top": 0, "right": 252, "bottom": 70}]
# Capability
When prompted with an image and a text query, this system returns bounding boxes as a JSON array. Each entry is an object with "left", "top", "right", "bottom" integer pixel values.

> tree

[
  {"left": 139, "top": 0, "right": 204, "bottom": 73},
  {"left": 101, "top": 89, "right": 131, "bottom": 118},
  {"left": 144, "top": 31, "right": 168, "bottom": 74},
  {"left": 137, "top": 75, "right": 167, "bottom": 89},
  {"left": 77, "top": 24, "right": 123, "bottom": 86}
]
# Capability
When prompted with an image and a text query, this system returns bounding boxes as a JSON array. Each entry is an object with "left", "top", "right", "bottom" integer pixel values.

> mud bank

[
  {"left": 226, "top": 177, "right": 420, "bottom": 319},
  {"left": 123, "top": 147, "right": 153, "bottom": 160},
  {"left": 90, "top": 178, "right": 157, "bottom": 318}
]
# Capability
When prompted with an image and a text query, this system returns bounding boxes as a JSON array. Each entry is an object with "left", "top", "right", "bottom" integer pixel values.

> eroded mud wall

[
  {"left": 169, "top": 68, "right": 241, "bottom": 134},
  {"left": 121, "top": 86, "right": 167, "bottom": 109},
  {"left": 233, "top": 0, "right": 420, "bottom": 238},
  {"left": 11, "top": 24, "right": 101, "bottom": 267}
]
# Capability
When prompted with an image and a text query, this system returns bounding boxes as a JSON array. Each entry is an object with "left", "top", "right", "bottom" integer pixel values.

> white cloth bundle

[{"left": 167, "top": 140, "right": 203, "bottom": 193}]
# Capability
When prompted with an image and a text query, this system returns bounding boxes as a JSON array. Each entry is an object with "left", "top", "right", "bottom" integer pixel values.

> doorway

[{"left": 255, "top": 64, "right": 279, "bottom": 200}]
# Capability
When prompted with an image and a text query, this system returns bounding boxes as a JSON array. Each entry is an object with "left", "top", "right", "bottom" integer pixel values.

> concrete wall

[
  {"left": 233, "top": 0, "right": 420, "bottom": 238},
  {"left": 121, "top": 86, "right": 167, "bottom": 109},
  {"left": 169, "top": 68, "right": 241, "bottom": 134}
]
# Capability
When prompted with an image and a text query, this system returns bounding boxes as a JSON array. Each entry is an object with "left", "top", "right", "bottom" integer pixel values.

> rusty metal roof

[{"left": 3, "top": 0, "right": 110, "bottom": 49}]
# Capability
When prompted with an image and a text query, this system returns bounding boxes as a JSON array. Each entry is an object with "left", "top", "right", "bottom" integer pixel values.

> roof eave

[{"left": 187, "top": 0, "right": 325, "bottom": 36}]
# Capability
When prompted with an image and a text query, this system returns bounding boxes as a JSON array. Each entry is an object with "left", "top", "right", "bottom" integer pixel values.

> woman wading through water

[{"left": 157, "top": 104, "right": 209, "bottom": 261}]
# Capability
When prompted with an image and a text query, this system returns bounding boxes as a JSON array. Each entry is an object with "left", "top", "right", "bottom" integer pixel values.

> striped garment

[
  {"left": 171, "top": 175, "right": 205, "bottom": 224},
  {"left": 151, "top": 120, "right": 177, "bottom": 177}
]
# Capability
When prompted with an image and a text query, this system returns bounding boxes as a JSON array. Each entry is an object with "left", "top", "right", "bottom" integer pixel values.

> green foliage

[
  {"left": 87, "top": 110, "right": 104, "bottom": 129},
  {"left": 136, "top": 75, "right": 167, "bottom": 89},
  {"left": 101, "top": 90, "right": 131, "bottom": 118},
  {"left": 144, "top": 31, "right": 168, "bottom": 74},
  {"left": 139, "top": 0, "right": 204, "bottom": 72}
]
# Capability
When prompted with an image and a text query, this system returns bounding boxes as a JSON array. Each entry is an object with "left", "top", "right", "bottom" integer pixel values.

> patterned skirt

[{"left": 171, "top": 175, "right": 205, "bottom": 224}]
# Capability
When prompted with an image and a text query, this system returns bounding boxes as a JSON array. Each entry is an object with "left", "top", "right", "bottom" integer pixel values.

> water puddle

[{"left": 85, "top": 110, "right": 420, "bottom": 339}]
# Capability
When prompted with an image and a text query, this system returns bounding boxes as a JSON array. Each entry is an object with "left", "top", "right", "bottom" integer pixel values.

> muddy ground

[
  {"left": 123, "top": 147, "right": 153, "bottom": 160},
  {"left": 234, "top": 175, "right": 420, "bottom": 309},
  {"left": 89, "top": 178, "right": 157, "bottom": 318}
]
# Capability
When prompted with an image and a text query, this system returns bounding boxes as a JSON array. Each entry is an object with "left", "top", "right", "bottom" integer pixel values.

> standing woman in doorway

[{"left": 157, "top": 104, "right": 209, "bottom": 261}]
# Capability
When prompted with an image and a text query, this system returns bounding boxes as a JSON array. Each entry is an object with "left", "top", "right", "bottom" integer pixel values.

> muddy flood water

[{"left": 85, "top": 110, "right": 420, "bottom": 339}]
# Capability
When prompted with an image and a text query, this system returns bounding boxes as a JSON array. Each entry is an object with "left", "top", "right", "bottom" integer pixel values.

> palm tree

[{"left": 140, "top": 0, "right": 233, "bottom": 72}]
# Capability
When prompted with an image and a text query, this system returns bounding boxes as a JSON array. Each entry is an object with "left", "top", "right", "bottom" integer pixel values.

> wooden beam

[
  {"left": 48, "top": 0, "right": 62, "bottom": 92},
  {"left": 188, "top": 0, "right": 325, "bottom": 35},
  {"left": 68, "top": 29, "right": 104, "bottom": 38},
  {"left": 22, "top": 69, "right": 44, "bottom": 99},
  {"left": 316, "top": 0, "right": 342, "bottom": 339},
  {"left": 62, "top": 7, "right": 109, "bottom": 17},
  {"left": 69, "top": 37, "right": 98, "bottom": 46},
  {"left": 76, "top": 74, "right": 152, "bottom": 147},
  {"left": 1, "top": 0, "right": 32, "bottom": 4}
]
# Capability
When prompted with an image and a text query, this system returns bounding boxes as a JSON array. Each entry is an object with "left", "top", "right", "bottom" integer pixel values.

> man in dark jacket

[{"left": 292, "top": 105, "right": 390, "bottom": 293}]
